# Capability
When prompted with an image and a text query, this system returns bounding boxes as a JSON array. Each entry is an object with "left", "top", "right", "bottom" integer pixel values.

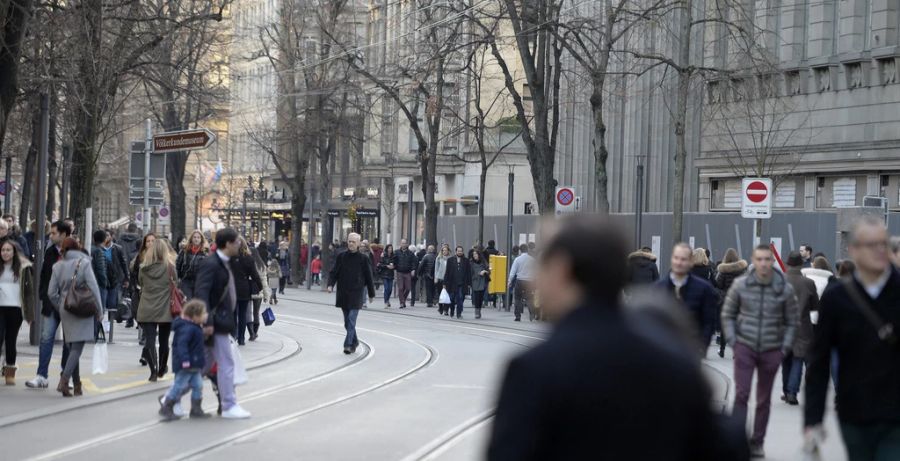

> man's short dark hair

[
  {"left": 215, "top": 227, "right": 239, "bottom": 249},
  {"left": 127, "top": 223, "right": 138, "bottom": 233},
  {"left": 801, "top": 243, "right": 812, "bottom": 253},
  {"left": 540, "top": 215, "right": 628, "bottom": 303},
  {"left": 51, "top": 220, "right": 72, "bottom": 237},
  {"left": 488, "top": 240, "right": 495, "bottom": 247},
  {"left": 519, "top": 244, "right": 529, "bottom": 254},
  {"left": 455, "top": 245, "right": 464, "bottom": 252},
  {"left": 92, "top": 229, "right": 108, "bottom": 245},
  {"left": 753, "top": 244, "right": 772, "bottom": 254}
]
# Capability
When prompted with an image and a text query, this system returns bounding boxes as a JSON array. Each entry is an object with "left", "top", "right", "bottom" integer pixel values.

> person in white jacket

[{"left": 801, "top": 256, "right": 834, "bottom": 298}]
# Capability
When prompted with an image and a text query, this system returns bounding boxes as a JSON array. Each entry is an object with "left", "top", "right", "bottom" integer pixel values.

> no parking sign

[{"left": 555, "top": 186, "right": 575, "bottom": 215}]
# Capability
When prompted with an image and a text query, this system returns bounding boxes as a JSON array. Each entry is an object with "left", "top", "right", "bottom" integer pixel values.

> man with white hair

[{"left": 328, "top": 233, "right": 375, "bottom": 354}]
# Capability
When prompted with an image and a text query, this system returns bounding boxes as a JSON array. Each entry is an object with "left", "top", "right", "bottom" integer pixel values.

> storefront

[{"left": 326, "top": 206, "right": 380, "bottom": 243}]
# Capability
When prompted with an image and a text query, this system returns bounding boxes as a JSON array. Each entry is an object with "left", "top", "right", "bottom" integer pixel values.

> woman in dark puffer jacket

[{"left": 714, "top": 248, "right": 748, "bottom": 357}]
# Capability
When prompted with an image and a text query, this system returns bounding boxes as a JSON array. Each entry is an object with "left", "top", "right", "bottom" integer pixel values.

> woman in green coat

[{"left": 138, "top": 239, "right": 175, "bottom": 381}]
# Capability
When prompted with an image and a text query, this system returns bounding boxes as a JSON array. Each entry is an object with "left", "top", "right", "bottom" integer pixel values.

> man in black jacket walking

[
  {"left": 488, "top": 216, "right": 723, "bottom": 461},
  {"left": 194, "top": 228, "right": 251, "bottom": 419},
  {"left": 805, "top": 216, "right": 900, "bottom": 459},
  {"left": 443, "top": 246, "right": 471, "bottom": 319},
  {"left": 328, "top": 233, "right": 375, "bottom": 354},
  {"left": 392, "top": 239, "right": 417, "bottom": 308},
  {"left": 417, "top": 245, "right": 437, "bottom": 307}
]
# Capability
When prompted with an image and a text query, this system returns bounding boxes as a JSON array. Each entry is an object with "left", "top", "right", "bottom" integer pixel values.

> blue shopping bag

[{"left": 262, "top": 306, "right": 276, "bottom": 326}]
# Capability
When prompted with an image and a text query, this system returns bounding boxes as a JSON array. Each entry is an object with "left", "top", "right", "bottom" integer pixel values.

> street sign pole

[
  {"left": 506, "top": 171, "right": 514, "bottom": 312},
  {"left": 144, "top": 119, "right": 152, "bottom": 234}
]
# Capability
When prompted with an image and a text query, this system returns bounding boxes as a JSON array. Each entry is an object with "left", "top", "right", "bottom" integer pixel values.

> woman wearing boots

[
  {"left": 176, "top": 230, "right": 208, "bottom": 299},
  {"left": 470, "top": 251, "right": 490, "bottom": 320},
  {"left": 130, "top": 233, "right": 156, "bottom": 366},
  {"left": 232, "top": 239, "right": 263, "bottom": 346},
  {"left": 248, "top": 246, "right": 267, "bottom": 341},
  {"left": 434, "top": 245, "right": 450, "bottom": 315},
  {"left": 138, "top": 239, "right": 175, "bottom": 381},
  {"left": 0, "top": 240, "right": 35, "bottom": 385},
  {"left": 47, "top": 238, "right": 103, "bottom": 396}
]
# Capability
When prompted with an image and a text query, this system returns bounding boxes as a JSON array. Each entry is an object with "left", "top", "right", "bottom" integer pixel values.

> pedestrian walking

[
  {"left": 176, "top": 230, "right": 208, "bottom": 300},
  {"left": 46, "top": 238, "right": 103, "bottom": 397},
  {"left": 508, "top": 244, "right": 536, "bottom": 322},
  {"left": 802, "top": 256, "right": 833, "bottom": 298},
  {"left": 780, "top": 251, "right": 819, "bottom": 406},
  {"left": 276, "top": 240, "right": 291, "bottom": 293},
  {"left": 418, "top": 245, "right": 437, "bottom": 307},
  {"left": 311, "top": 255, "right": 322, "bottom": 285},
  {"left": 392, "top": 239, "right": 417, "bottom": 309},
  {"left": 248, "top": 246, "right": 267, "bottom": 341},
  {"left": 690, "top": 248, "right": 716, "bottom": 286},
  {"left": 0, "top": 240, "right": 35, "bottom": 385},
  {"left": 117, "top": 223, "right": 142, "bottom": 265},
  {"left": 194, "top": 227, "right": 252, "bottom": 419},
  {"left": 488, "top": 215, "right": 722, "bottom": 461},
  {"left": 657, "top": 243, "right": 719, "bottom": 354},
  {"left": 470, "top": 251, "right": 490, "bottom": 319},
  {"left": 714, "top": 248, "right": 747, "bottom": 357},
  {"left": 722, "top": 244, "right": 799, "bottom": 458},
  {"left": 435, "top": 245, "right": 450, "bottom": 314},
  {"left": 805, "top": 216, "right": 900, "bottom": 460},
  {"left": 257, "top": 240, "right": 269, "bottom": 264},
  {"left": 100, "top": 231, "right": 129, "bottom": 323},
  {"left": 266, "top": 259, "right": 281, "bottom": 304},
  {"left": 799, "top": 243, "right": 813, "bottom": 268},
  {"left": 443, "top": 246, "right": 471, "bottom": 319},
  {"left": 413, "top": 244, "right": 427, "bottom": 305},
  {"left": 138, "top": 239, "right": 176, "bottom": 381},
  {"left": 327, "top": 233, "right": 375, "bottom": 355},
  {"left": 25, "top": 220, "right": 73, "bottom": 389},
  {"left": 377, "top": 244, "right": 395, "bottom": 308},
  {"left": 484, "top": 241, "right": 500, "bottom": 307},
  {"left": 627, "top": 246, "right": 660, "bottom": 284},
  {"left": 89, "top": 230, "right": 110, "bottom": 337},
  {"left": 231, "top": 238, "right": 263, "bottom": 346},
  {"left": 158, "top": 300, "right": 211, "bottom": 421},
  {"left": 359, "top": 241, "right": 376, "bottom": 309}
]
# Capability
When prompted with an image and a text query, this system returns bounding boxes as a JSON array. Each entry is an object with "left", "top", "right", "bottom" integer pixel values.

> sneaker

[
  {"left": 26, "top": 375, "right": 49, "bottom": 389},
  {"left": 221, "top": 405, "right": 251, "bottom": 419},
  {"left": 343, "top": 346, "right": 352, "bottom": 355},
  {"left": 785, "top": 394, "right": 799, "bottom": 406},
  {"left": 749, "top": 443, "right": 765, "bottom": 458}
]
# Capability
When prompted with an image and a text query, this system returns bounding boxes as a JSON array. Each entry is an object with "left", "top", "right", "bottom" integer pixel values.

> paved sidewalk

[{"left": 0, "top": 316, "right": 297, "bottom": 424}]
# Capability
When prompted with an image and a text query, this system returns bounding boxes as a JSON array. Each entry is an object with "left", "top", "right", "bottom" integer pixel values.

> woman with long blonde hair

[
  {"left": 176, "top": 230, "right": 208, "bottom": 299},
  {"left": 138, "top": 239, "right": 176, "bottom": 381}
]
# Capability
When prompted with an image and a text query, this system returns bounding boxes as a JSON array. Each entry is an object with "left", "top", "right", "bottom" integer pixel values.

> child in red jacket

[{"left": 311, "top": 255, "right": 322, "bottom": 285}]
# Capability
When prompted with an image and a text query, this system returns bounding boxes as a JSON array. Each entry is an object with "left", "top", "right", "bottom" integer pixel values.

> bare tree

[
  {"left": 142, "top": 0, "right": 230, "bottom": 242},
  {"left": 0, "top": 0, "right": 33, "bottom": 163},
  {"left": 340, "top": 0, "right": 467, "bottom": 245}
]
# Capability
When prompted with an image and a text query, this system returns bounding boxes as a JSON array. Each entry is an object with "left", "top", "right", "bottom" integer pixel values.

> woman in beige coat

[{"left": 138, "top": 239, "right": 175, "bottom": 381}]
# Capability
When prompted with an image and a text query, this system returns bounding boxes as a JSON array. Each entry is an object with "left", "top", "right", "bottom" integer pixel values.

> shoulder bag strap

[
  {"left": 64, "top": 259, "right": 82, "bottom": 306},
  {"left": 842, "top": 278, "right": 896, "bottom": 344}
]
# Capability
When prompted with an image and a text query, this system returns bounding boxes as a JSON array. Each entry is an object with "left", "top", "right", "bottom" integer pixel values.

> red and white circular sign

[
  {"left": 745, "top": 181, "right": 768, "bottom": 203},
  {"left": 556, "top": 188, "right": 574, "bottom": 206}
]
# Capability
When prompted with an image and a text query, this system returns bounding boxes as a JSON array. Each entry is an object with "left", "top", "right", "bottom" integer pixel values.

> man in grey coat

[{"left": 722, "top": 244, "right": 799, "bottom": 458}]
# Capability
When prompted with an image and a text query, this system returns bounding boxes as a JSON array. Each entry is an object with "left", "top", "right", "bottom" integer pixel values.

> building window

[
  {"left": 710, "top": 179, "right": 742, "bottom": 210},
  {"left": 785, "top": 70, "right": 803, "bottom": 95},
  {"left": 816, "top": 176, "right": 865, "bottom": 209},
  {"left": 707, "top": 80, "right": 721, "bottom": 103},
  {"left": 757, "top": 74, "right": 776, "bottom": 98},
  {"left": 814, "top": 67, "right": 832, "bottom": 92},
  {"left": 443, "top": 202, "right": 456, "bottom": 216},
  {"left": 845, "top": 62, "right": 865, "bottom": 89},
  {"left": 774, "top": 177, "right": 802, "bottom": 208},
  {"left": 878, "top": 58, "right": 897, "bottom": 85}
]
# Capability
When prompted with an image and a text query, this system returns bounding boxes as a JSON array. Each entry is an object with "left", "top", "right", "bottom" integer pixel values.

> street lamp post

[{"left": 634, "top": 154, "right": 645, "bottom": 249}]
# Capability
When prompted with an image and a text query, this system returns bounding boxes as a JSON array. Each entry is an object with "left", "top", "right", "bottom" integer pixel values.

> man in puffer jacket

[{"left": 722, "top": 244, "right": 799, "bottom": 459}]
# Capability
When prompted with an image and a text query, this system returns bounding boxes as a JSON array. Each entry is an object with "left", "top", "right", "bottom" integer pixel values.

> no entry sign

[{"left": 741, "top": 178, "right": 772, "bottom": 219}]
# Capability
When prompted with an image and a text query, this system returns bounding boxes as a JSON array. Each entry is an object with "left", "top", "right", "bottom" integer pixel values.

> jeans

[
  {"left": 732, "top": 342, "right": 783, "bottom": 446},
  {"left": 781, "top": 350, "right": 794, "bottom": 394},
  {"left": 396, "top": 273, "right": 412, "bottom": 306},
  {"left": 341, "top": 308, "right": 359, "bottom": 348},
  {"left": 206, "top": 333, "right": 236, "bottom": 411},
  {"left": 841, "top": 422, "right": 900, "bottom": 461},
  {"left": 786, "top": 357, "right": 804, "bottom": 396},
  {"left": 251, "top": 298, "right": 262, "bottom": 332},
  {"left": 382, "top": 278, "right": 393, "bottom": 304},
  {"left": 472, "top": 289, "right": 485, "bottom": 311},
  {"left": 451, "top": 286, "right": 465, "bottom": 317},
  {"left": 411, "top": 277, "right": 418, "bottom": 304},
  {"left": 312, "top": 273, "right": 320, "bottom": 285},
  {"left": 235, "top": 300, "right": 250, "bottom": 344},
  {"left": 37, "top": 313, "right": 71, "bottom": 379},
  {"left": 0, "top": 307, "right": 23, "bottom": 365},
  {"left": 100, "top": 287, "right": 119, "bottom": 311},
  {"left": 514, "top": 281, "right": 534, "bottom": 319},
  {"left": 165, "top": 370, "right": 204, "bottom": 402}
]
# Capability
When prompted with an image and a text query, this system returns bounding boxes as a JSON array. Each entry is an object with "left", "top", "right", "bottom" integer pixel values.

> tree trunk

[
  {"left": 289, "top": 192, "right": 306, "bottom": 284},
  {"left": 46, "top": 92, "right": 58, "bottom": 219},
  {"left": 166, "top": 151, "right": 188, "bottom": 242},
  {"left": 672, "top": 0, "right": 693, "bottom": 243},
  {"left": 478, "top": 158, "right": 487, "bottom": 244},
  {"left": 19, "top": 103, "right": 39, "bottom": 229},
  {"left": 0, "top": 0, "right": 33, "bottom": 157},
  {"left": 591, "top": 77, "right": 610, "bottom": 214}
]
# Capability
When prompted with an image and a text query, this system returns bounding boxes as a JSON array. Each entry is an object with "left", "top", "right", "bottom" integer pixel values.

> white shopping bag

[
  {"left": 439, "top": 288, "right": 451, "bottom": 304},
  {"left": 231, "top": 338, "right": 248, "bottom": 385},
  {"left": 92, "top": 341, "right": 108, "bottom": 374}
]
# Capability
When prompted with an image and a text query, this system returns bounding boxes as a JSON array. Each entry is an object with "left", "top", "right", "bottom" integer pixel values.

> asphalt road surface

[{"left": 1, "top": 288, "right": 845, "bottom": 460}]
